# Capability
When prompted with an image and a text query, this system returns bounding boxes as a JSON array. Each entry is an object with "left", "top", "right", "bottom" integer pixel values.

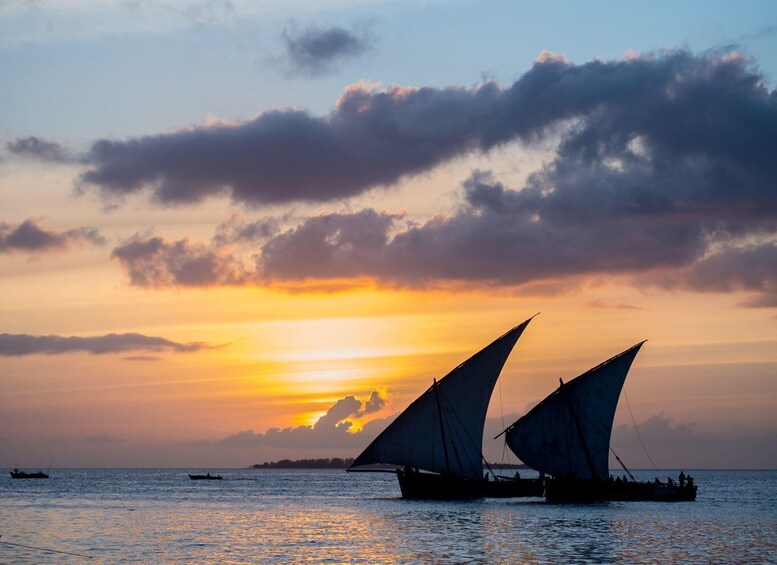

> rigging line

[
  {"left": 609, "top": 447, "right": 636, "bottom": 481},
  {"left": 571, "top": 384, "right": 657, "bottom": 479},
  {"left": 623, "top": 387, "right": 661, "bottom": 473},
  {"left": 0, "top": 537, "right": 94, "bottom": 560},
  {"left": 498, "top": 379, "right": 512, "bottom": 467}
]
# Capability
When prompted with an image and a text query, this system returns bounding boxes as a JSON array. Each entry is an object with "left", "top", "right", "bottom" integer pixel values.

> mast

[
  {"left": 348, "top": 316, "right": 536, "bottom": 479},
  {"left": 433, "top": 378, "right": 452, "bottom": 474},
  {"left": 502, "top": 342, "right": 644, "bottom": 480}
]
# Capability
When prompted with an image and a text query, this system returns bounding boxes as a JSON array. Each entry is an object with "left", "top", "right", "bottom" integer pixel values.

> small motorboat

[
  {"left": 188, "top": 472, "right": 223, "bottom": 480},
  {"left": 10, "top": 468, "right": 49, "bottom": 479}
]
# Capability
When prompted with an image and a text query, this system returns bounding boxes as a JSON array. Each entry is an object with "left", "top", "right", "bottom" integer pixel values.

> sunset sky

[{"left": 1, "top": 0, "right": 776, "bottom": 469}]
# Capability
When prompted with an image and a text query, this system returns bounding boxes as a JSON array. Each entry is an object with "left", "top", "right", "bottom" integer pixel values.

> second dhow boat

[
  {"left": 501, "top": 342, "right": 697, "bottom": 502},
  {"left": 348, "top": 315, "right": 542, "bottom": 499}
]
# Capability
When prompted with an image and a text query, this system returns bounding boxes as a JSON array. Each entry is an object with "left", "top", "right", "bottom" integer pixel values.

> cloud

[
  {"left": 100, "top": 49, "right": 777, "bottom": 306},
  {"left": 260, "top": 209, "right": 401, "bottom": 281},
  {"left": 212, "top": 214, "right": 279, "bottom": 246},
  {"left": 6, "top": 136, "right": 74, "bottom": 163},
  {"left": 282, "top": 23, "right": 373, "bottom": 77},
  {"left": 0, "top": 332, "right": 217, "bottom": 356},
  {"left": 362, "top": 390, "right": 386, "bottom": 414},
  {"left": 678, "top": 243, "right": 777, "bottom": 307},
  {"left": 612, "top": 413, "right": 777, "bottom": 469},
  {"left": 0, "top": 218, "right": 105, "bottom": 254},
  {"left": 76, "top": 49, "right": 777, "bottom": 213},
  {"left": 111, "top": 235, "right": 249, "bottom": 287},
  {"left": 122, "top": 355, "right": 162, "bottom": 361},
  {"left": 214, "top": 390, "right": 388, "bottom": 448}
]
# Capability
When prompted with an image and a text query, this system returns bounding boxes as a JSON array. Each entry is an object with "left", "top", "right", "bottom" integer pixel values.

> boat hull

[
  {"left": 545, "top": 477, "right": 697, "bottom": 502},
  {"left": 397, "top": 470, "right": 543, "bottom": 499},
  {"left": 10, "top": 472, "right": 48, "bottom": 479},
  {"left": 188, "top": 474, "right": 223, "bottom": 480}
]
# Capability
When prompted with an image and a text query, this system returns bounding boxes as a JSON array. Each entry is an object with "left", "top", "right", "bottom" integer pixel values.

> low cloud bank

[
  {"left": 612, "top": 413, "right": 777, "bottom": 469},
  {"left": 0, "top": 332, "right": 216, "bottom": 356},
  {"left": 215, "top": 390, "right": 388, "bottom": 449}
]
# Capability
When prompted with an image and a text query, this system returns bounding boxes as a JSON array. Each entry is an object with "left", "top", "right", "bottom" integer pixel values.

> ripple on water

[{"left": 0, "top": 469, "right": 775, "bottom": 563}]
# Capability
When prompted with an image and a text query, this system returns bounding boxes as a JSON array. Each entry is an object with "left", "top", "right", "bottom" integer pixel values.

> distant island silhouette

[
  {"left": 250, "top": 458, "right": 529, "bottom": 469},
  {"left": 251, "top": 458, "right": 355, "bottom": 469}
]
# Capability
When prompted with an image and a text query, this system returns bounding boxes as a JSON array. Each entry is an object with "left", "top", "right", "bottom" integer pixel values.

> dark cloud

[
  {"left": 6, "top": 136, "right": 73, "bottom": 163},
  {"left": 0, "top": 332, "right": 216, "bottom": 356},
  {"left": 362, "top": 390, "right": 386, "bottom": 414},
  {"left": 111, "top": 235, "right": 248, "bottom": 287},
  {"left": 282, "top": 24, "right": 373, "bottom": 77},
  {"left": 78, "top": 50, "right": 777, "bottom": 210},
  {"left": 212, "top": 215, "right": 280, "bottom": 246},
  {"left": 260, "top": 210, "right": 400, "bottom": 281},
  {"left": 214, "top": 390, "right": 388, "bottom": 448},
  {"left": 678, "top": 243, "right": 777, "bottom": 307},
  {"left": 102, "top": 50, "right": 777, "bottom": 306},
  {"left": 0, "top": 218, "right": 105, "bottom": 254}
]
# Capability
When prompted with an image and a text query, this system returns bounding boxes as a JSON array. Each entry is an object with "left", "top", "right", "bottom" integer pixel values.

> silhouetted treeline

[
  {"left": 487, "top": 463, "right": 530, "bottom": 470},
  {"left": 250, "top": 457, "right": 355, "bottom": 469}
]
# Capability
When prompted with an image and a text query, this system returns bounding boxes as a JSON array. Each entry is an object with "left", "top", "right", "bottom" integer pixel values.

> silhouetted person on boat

[
  {"left": 513, "top": 471, "right": 521, "bottom": 480},
  {"left": 667, "top": 477, "right": 674, "bottom": 486},
  {"left": 654, "top": 477, "right": 661, "bottom": 485},
  {"left": 679, "top": 471, "right": 685, "bottom": 487},
  {"left": 687, "top": 475, "right": 694, "bottom": 488}
]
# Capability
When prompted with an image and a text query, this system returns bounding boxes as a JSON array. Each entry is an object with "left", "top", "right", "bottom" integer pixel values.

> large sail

[
  {"left": 504, "top": 342, "right": 644, "bottom": 480},
  {"left": 349, "top": 317, "right": 534, "bottom": 480}
]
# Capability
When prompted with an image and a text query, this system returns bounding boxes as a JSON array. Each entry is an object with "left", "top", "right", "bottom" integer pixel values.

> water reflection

[{"left": 0, "top": 469, "right": 775, "bottom": 563}]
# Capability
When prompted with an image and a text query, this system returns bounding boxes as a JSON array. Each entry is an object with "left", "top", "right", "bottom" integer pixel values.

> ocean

[{"left": 1, "top": 469, "right": 775, "bottom": 563}]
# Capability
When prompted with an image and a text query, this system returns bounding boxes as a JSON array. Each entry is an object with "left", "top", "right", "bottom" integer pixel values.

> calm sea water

[{"left": 1, "top": 469, "right": 775, "bottom": 563}]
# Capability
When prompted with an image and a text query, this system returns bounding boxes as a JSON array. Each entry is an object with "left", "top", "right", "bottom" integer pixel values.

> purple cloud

[
  {"left": 0, "top": 218, "right": 105, "bottom": 254},
  {"left": 111, "top": 235, "right": 248, "bottom": 287},
  {"left": 102, "top": 50, "right": 777, "bottom": 307},
  {"left": 79, "top": 50, "right": 776, "bottom": 209},
  {"left": 6, "top": 136, "right": 74, "bottom": 163},
  {"left": 282, "top": 24, "right": 373, "bottom": 77},
  {"left": 0, "top": 332, "right": 217, "bottom": 356}
]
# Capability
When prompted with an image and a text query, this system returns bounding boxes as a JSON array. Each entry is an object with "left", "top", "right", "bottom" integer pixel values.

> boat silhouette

[
  {"left": 349, "top": 315, "right": 542, "bottom": 499},
  {"left": 501, "top": 342, "right": 698, "bottom": 502},
  {"left": 10, "top": 468, "right": 49, "bottom": 479},
  {"left": 188, "top": 473, "right": 223, "bottom": 480}
]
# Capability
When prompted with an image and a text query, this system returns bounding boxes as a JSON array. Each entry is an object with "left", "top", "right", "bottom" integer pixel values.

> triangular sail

[
  {"left": 349, "top": 317, "right": 534, "bottom": 480},
  {"left": 504, "top": 342, "right": 644, "bottom": 480}
]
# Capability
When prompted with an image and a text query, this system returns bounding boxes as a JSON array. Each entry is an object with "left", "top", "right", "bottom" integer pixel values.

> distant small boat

[
  {"left": 10, "top": 468, "right": 49, "bottom": 479},
  {"left": 188, "top": 473, "right": 223, "bottom": 480}
]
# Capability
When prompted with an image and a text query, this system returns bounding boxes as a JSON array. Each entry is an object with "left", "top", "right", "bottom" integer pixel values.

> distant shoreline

[
  {"left": 249, "top": 458, "right": 531, "bottom": 470},
  {"left": 250, "top": 458, "right": 355, "bottom": 469}
]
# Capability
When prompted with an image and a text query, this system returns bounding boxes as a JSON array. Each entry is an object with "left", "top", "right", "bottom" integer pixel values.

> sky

[{"left": 1, "top": 0, "right": 776, "bottom": 469}]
